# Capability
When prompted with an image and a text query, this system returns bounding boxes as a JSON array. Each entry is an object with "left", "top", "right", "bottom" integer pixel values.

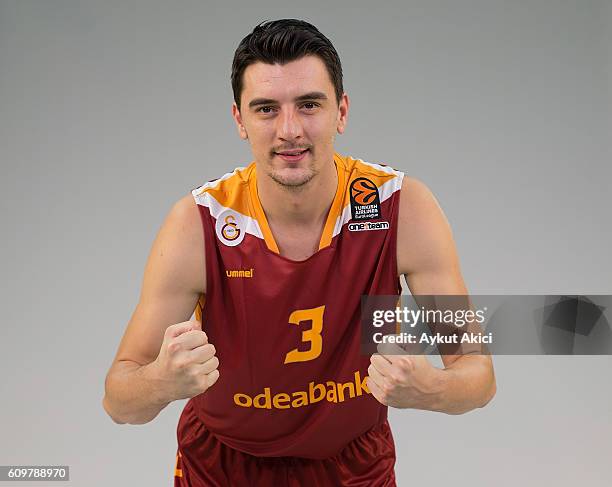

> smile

[{"left": 274, "top": 149, "right": 309, "bottom": 162}]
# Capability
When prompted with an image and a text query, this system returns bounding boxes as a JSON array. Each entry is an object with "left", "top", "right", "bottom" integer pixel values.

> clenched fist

[
  {"left": 367, "top": 342, "right": 445, "bottom": 410},
  {"left": 151, "top": 320, "right": 220, "bottom": 402}
]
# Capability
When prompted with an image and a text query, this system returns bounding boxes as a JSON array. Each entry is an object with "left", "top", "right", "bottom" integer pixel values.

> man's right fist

[{"left": 152, "top": 320, "right": 220, "bottom": 401}]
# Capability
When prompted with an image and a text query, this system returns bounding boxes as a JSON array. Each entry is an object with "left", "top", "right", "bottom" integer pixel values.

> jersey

[{"left": 182, "top": 151, "right": 404, "bottom": 460}]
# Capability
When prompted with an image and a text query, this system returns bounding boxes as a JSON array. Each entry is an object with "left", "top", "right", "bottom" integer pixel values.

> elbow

[
  {"left": 479, "top": 376, "right": 497, "bottom": 409},
  {"left": 102, "top": 394, "right": 158, "bottom": 426},
  {"left": 102, "top": 395, "right": 127, "bottom": 424},
  {"left": 447, "top": 381, "right": 496, "bottom": 416},
  {"left": 102, "top": 373, "right": 126, "bottom": 424},
  {"left": 449, "top": 368, "right": 497, "bottom": 415},
  {"left": 474, "top": 355, "right": 497, "bottom": 410}
]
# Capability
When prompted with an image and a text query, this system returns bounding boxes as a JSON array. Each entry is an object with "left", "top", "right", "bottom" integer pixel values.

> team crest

[
  {"left": 349, "top": 177, "right": 381, "bottom": 221},
  {"left": 215, "top": 210, "right": 245, "bottom": 246}
]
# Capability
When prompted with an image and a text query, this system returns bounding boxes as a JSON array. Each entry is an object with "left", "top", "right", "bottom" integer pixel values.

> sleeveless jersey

[{"left": 183, "top": 152, "right": 404, "bottom": 459}]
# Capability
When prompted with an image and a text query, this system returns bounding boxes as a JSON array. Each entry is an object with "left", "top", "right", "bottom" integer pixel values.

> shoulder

[
  {"left": 172, "top": 192, "right": 204, "bottom": 232},
  {"left": 398, "top": 176, "right": 446, "bottom": 225},
  {"left": 154, "top": 192, "right": 206, "bottom": 294},
  {"left": 397, "top": 176, "right": 456, "bottom": 276}
]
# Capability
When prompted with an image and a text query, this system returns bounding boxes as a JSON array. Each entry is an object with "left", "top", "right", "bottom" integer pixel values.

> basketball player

[{"left": 103, "top": 19, "right": 496, "bottom": 486}]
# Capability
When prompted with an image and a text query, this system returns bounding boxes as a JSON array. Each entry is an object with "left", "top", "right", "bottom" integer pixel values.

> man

[{"left": 103, "top": 19, "right": 496, "bottom": 486}]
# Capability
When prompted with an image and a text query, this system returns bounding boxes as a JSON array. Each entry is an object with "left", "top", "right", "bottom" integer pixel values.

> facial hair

[{"left": 267, "top": 147, "right": 318, "bottom": 189}]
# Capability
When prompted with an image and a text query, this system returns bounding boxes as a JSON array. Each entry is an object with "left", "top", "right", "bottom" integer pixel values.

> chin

[{"left": 270, "top": 168, "right": 316, "bottom": 188}]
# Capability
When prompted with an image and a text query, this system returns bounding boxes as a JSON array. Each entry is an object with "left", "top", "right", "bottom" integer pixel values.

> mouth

[{"left": 274, "top": 148, "right": 310, "bottom": 162}]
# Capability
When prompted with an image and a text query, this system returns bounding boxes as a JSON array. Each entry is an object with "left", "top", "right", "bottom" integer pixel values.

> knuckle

[
  {"left": 390, "top": 373, "right": 404, "bottom": 384},
  {"left": 174, "top": 358, "right": 189, "bottom": 371},
  {"left": 401, "top": 358, "right": 414, "bottom": 372},
  {"left": 206, "top": 370, "right": 220, "bottom": 388},
  {"left": 378, "top": 389, "right": 389, "bottom": 404},
  {"left": 211, "top": 356, "right": 220, "bottom": 369}
]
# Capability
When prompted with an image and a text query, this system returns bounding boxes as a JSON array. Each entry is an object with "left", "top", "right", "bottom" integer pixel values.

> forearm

[
  {"left": 434, "top": 355, "right": 496, "bottom": 415},
  {"left": 103, "top": 361, "right": 172, "bottom": 425}
]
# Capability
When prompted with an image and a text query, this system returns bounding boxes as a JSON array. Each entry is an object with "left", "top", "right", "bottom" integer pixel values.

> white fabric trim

[
  {"left": 354, "top": 158, "right": 404, "bottom": 178},
  {"left": 192, "top": 166, "right": 248, "bottom": 196},
  {"left": 190, "top": 157, "right": 403, "bottom": 242},
  {"left": 191, "top": 188, "right": 264, "bottom": 240}
]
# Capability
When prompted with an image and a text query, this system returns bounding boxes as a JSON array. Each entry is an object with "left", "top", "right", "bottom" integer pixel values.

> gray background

[{"left": 1, "top": 0, "right": 610, "bottom": 485}]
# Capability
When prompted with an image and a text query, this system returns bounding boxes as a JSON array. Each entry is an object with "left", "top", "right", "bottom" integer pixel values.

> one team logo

[
  {"left": 349, "top": 177, "right": 381, "bottom": 221},
  {"left": 215, "top": 210, "right": 245, "bottom": 246},
  {"left": 348, "top": 221, "right": 389, "bottom": 232}
]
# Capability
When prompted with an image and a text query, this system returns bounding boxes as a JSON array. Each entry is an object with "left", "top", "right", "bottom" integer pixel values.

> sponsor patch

[
  {"left": 215, "top": 210, "right": 245, "bottom": 246},
  {"left": 349, "top": 177, "right": 381, "bottom": 221},
  {"left": 348, "top": 221, "right": 390, "bottom": 232}
]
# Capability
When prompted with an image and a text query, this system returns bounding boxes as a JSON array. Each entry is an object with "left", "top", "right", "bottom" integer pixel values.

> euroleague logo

[
  {"left": 215, "top": 210, "right": 245, "bottom": 246},
  {"left": 349, "top": 177, "right": 381, "bottom": 221}
]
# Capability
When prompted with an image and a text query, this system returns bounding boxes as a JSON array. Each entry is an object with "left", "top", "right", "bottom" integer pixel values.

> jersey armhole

[
  {"left": 391, "top": 172, "right": 405, "bottom": 295},
  {"left": 190, "top": 187, "right": 210, "bottom": 325}
]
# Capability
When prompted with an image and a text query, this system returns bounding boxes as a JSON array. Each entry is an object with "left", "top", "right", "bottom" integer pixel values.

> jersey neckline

[{"left": 247, "top": 152, "right": 347, "bottom": 260}]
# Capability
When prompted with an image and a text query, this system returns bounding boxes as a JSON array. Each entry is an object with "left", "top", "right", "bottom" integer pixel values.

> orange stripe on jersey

[
  {"left": 193, "top": 152, "right": 401, "bottom": 256},
  {"left": 174, "top": 451, "right": 183, "bottom": 478},
  {"left": 248, "top": 153, "right": 349, "bottom": 253},
  {"left": 352, "top": 156, "right": 401, "bottom": 180},
  {"left": 194, "top": 294, "right": 206, "bottom": 323},
  {"left": 248, "top": 166, "right": 280, "bottom": 254},
  {"left": 318, "top": 153, "right": 348, "bottom": 249},
  {"left": 196, "top": 165, "right": 255, "bottom": 218}
]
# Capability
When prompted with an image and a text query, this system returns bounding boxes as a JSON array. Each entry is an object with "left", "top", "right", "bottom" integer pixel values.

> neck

[{"left": 257, "top": 156, "right": 338, "bottom": 230}]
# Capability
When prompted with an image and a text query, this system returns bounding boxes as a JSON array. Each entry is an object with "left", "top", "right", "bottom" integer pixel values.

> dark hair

[{"left": 231, "top": 19, "right": 344, "bottom": 111}]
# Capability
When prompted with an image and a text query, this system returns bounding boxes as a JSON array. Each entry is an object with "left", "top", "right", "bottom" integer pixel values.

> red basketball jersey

[{"left": 182, "top": 152, "right": 404, "bottom": 459}]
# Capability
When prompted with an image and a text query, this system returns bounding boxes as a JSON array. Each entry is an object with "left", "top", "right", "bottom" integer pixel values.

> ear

[
  {"left": 336, "top": 93, "right": 350, "bottom": 135},
  {"left": 231, "top": 102, "right": 249, "bottom": 139}
]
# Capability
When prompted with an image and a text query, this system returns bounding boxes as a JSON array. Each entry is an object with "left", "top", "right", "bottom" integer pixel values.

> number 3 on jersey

[{"left": 284, "top": 305, "right": 325, "bottom": 364}]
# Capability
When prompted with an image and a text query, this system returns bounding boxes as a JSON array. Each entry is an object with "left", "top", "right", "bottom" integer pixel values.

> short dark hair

[{"left": 231, "top": 19, "right": 344, "bottom": 111}]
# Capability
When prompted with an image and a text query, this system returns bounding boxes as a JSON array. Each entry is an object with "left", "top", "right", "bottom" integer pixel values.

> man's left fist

[{"left": 367, "top": 342, "right": 446, "bottom": 410}]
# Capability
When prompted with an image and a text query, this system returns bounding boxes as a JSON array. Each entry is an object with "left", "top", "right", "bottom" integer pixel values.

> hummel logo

[{"left": 226, "top": 268, "right": 254, "bottom": 278}]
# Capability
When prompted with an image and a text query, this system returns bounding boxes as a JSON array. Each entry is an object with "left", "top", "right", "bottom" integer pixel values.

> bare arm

[
  {"left": 103, "top": 361, "right": 172, "bottom": 425},
  {"left": 102, "top": 193, "right": 207, "bottom": 424},
  {"left": 368, "top": 177, "right": 496, "bottom": 414},
  {"left": 398, "top": 176, "right": 496, "bottom": 413}
]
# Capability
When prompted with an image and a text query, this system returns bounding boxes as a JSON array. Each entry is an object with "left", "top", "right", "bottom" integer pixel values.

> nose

[{"left": 276, "top": 107, "right": 303, "bottom": 142}]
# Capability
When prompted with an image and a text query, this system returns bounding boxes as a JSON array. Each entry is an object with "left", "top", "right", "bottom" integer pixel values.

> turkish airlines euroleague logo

[
  {"left": 215, "top": 210, "right": 245, "bottom": 246},
  {"left": 349, "top": 177, "right": 381, "bottom": 221}
]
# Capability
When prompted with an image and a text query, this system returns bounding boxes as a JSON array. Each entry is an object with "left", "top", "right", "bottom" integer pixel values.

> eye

[
  {"left": 301, "top": 102, "right": 320, "bottom": 110},
  {"left": 257, "top": 106, "right": 275, "bottom": 114}
]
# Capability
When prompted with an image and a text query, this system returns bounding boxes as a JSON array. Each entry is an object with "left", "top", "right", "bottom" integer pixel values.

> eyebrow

[{"left": 248, "top": 91, "right": 328, "bottom": 109}]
